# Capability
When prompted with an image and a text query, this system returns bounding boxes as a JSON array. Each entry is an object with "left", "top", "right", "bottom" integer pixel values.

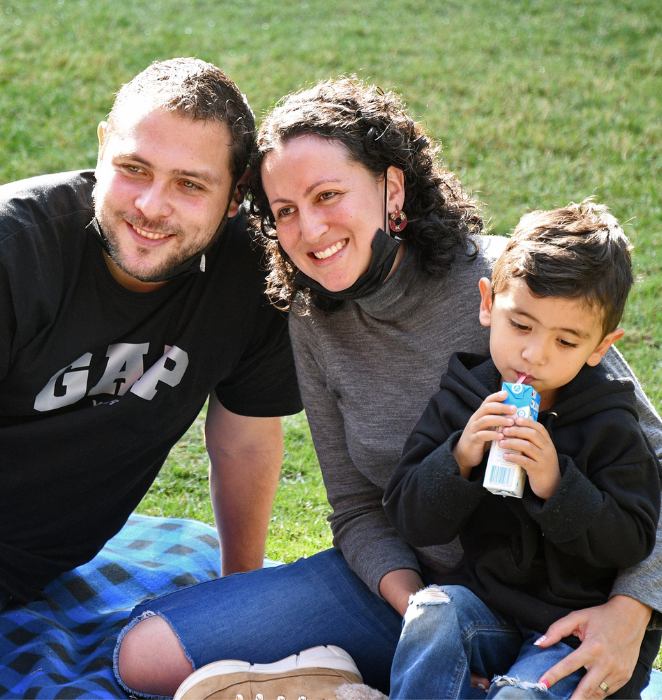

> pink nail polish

[
  {"left": 539, "top": 678, "right": 550, "bottom": 689},
  {"left": 534, "top": 635, "right": 546, "bottom": 646}
]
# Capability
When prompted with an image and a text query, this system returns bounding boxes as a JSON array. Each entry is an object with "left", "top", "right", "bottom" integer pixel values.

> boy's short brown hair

[{"left": 492, "top": 198, "right": 633, "bottom": 335}]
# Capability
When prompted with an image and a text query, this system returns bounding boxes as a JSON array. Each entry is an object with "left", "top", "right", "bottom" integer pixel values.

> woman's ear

[
  {"left": 478, "top": 277, "right": 493, "bottom": 328},
  {"left": 385, "top": 166, "right": 406, "bottom": 212}
]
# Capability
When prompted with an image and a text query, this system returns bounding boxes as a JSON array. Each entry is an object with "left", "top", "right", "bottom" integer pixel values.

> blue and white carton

[{"left": 483, "top": 382, "right": 541, "bottom": 498}]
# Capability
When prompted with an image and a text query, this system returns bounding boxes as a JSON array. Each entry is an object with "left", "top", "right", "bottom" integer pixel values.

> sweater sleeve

[
  {"left": 289, "top": 311, "right": 421, "bottom": 596},
  {"left": 383, "top": 391, "right": 486, "bottom": 547},
  {"left": 600, "top": 348, "right": 662, "bottom": 614}
]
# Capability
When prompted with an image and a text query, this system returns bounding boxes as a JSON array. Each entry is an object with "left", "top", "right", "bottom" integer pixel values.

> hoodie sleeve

[
  {"left": 522, "top": 406, "right": 660, "bottom": 570},
  {"left": 384, "top": 389, "right": 487, "bottom": 547}
]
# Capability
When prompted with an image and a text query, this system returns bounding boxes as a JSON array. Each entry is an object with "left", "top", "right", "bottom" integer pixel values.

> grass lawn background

[{"left": 2, "top": 0, "right": 661, "bottom": 647}]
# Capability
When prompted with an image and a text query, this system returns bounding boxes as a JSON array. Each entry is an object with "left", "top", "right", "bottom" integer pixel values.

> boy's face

[{"left": 479, "top": 277, "right": 624, "bottom": 407}]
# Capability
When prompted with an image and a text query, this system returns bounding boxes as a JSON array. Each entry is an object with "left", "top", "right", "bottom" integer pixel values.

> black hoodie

[{"left": 384, "top": 353, "right": 661, "bottom": 637}]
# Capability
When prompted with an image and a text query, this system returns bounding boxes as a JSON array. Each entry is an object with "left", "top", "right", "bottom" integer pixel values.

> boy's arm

[
  {"left": 520, "top": 412, "right": 659, "bottom": 569},
  {"left": 383, "top": 389, "right": 490, "bottom": 546}
]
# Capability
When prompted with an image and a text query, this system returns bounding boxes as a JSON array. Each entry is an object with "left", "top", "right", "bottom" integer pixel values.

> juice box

[{"left": 483, "top": 381, "right": 540, "bottom": 498}]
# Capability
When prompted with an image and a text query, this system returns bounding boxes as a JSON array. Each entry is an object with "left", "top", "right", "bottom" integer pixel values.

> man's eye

[
  {"left": 126, "top": 165, "right": 142, "bottom": 173},
  {"left": 181, "top": 181, "right": 199, "bottom": 190}
]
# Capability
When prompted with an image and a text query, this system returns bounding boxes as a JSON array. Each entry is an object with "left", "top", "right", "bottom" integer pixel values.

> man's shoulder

[{"left": 0, "top": 170, "right": 95, "bottom": 242}]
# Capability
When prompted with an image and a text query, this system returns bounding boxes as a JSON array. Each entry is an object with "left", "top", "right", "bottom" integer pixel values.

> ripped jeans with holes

[{"left": 389, "top": 585, "right": 584, "bottom": 699}]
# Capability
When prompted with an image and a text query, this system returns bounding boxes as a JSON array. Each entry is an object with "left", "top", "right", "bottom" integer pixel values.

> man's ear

[
  {"left": 96, "top": 122, "right": 108, "bottom": 163},
  {"left": 586, "top": 327, "right": 626, "bottom": 366},
  {"left": 478, "top": 277, "right": 493, "bottom": 328},
  {"left": 227, "top": 169, "right": 250, "bottom": 217}
]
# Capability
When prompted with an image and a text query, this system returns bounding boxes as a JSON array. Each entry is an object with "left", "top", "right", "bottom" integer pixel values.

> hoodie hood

[{"left": 440, "top": 351, "right": 638, "bottom": 429}]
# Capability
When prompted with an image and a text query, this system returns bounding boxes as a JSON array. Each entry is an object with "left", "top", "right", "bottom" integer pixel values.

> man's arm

[{"left": 205, "top": 392, "right": 284, "bottom": 576}]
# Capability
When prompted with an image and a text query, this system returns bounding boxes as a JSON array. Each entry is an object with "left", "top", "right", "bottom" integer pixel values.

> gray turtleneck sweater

[{"left": 289, "top": 235, "right": 662, "bottom": 615}]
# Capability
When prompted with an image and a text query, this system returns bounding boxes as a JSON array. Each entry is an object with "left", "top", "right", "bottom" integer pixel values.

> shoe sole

[{"left": 174, "top": 645, "right": 362, "bottom": 700}]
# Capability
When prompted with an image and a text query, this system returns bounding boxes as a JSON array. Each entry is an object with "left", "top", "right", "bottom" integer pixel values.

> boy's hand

[
  {"left": 500, "top": 417, "right": 560, "bottom": 499},
  {"left": 452, "top": 391, "right": 516, "bottom": 478}
]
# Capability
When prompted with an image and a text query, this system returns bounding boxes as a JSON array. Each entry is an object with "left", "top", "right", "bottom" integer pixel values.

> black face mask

[
  {"left": 294, "top": 226, "right": 400, "bottom": 301},
  {"left": 294, "top": 175, "right": 401, "bottom": 301}
]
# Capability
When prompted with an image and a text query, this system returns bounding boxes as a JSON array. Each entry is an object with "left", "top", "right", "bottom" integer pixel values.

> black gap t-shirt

[{"left": 0, "top": 171, "right": 302, "bottom": 602}]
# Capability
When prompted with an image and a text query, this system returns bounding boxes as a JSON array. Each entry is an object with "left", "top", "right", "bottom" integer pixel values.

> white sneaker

[{"left": 174, "top": 645, "right": 363, "bottom": 700}]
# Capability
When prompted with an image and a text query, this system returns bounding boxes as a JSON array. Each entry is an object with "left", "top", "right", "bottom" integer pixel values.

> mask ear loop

[{"left": 384, "top": 169, "right": 402, "bottom": 242}]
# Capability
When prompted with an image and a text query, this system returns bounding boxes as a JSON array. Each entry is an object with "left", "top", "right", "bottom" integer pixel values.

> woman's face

[{"left": 261, "top": 135, "right": 389, "bottom": 293}]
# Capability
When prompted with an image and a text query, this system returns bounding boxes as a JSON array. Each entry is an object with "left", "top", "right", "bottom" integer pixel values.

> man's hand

[
  {"left": 452, "top": 390, "right": 515, "bottom": 478},
  {"left": 537, "top": 595, "right": 652, "bottom": 698},
  {"left": 500, "top": 417, "right": 560, "bottom": 500},
  {"left": 205, "top": 393, "right": 284, "bottom": 576}
]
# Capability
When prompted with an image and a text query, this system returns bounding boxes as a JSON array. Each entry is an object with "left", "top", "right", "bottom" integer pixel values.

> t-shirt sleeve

[
  {"left": 0, "top": 263, "right": 17, "bottom": 382},
  {"left": 213, "top": 306, "right": 302, "bottom": 418},
  {"left": 601, "top": 347, "right": 662, "bottom": 616},
  {"left": 289, "top": 308, "right": 421, "bottom": 596}
]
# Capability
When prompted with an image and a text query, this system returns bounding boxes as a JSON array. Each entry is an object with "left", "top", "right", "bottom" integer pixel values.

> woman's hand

[
  {"left": 452, "top": 391, "right": 516, "bottom": 478},
  {"left": 500, "top": 417, "right": 561, "bottom": 500},
  {"left": 537, "top": 595, "right": 652, "bottom": 697}
]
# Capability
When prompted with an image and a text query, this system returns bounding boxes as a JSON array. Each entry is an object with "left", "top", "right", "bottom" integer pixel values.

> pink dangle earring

[{"left": 389, "top": 204, "right": 407, "bottom": 233}]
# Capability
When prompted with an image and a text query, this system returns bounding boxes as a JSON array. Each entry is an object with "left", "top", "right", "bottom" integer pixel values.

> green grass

[
  {"left": 138, "top": 406, "right": 333, "bottom": 562},
  {"left": 2, "top": 0, "right": 662, "bottom": 666}
]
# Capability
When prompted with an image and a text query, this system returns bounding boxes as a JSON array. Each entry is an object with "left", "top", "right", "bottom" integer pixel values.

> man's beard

[{"left": 95, "top": 206, "right": 227, "bottom": 283}]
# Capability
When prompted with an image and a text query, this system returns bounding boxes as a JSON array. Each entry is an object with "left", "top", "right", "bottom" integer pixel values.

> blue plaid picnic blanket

[{"left": 0, "top": 513, "right": 224, "bottom": 698}]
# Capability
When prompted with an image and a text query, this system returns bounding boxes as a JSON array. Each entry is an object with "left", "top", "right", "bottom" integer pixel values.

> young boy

[{"left": 383, "top": 200, "right": 661, "bottom": 699}]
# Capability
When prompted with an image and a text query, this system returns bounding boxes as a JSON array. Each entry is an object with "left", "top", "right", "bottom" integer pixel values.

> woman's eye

[
  {"left": 319, "top": 191, "right": 337, "bottom": 201},
  {"left": 277, "top": 206, "right": 295, "bottom": 218}
]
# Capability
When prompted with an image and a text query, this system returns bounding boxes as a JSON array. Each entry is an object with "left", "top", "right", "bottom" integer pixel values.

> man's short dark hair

[
  {"left": 106, "top": 58, "right": 255, "bottom": 183},
  {"left": 492, "top": 198, "right": 634, "bottom": 335}
]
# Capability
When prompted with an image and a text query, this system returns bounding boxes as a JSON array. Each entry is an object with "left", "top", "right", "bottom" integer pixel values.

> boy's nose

[{"left": 522, "top": 340, "right": 547, "bottom": 365}]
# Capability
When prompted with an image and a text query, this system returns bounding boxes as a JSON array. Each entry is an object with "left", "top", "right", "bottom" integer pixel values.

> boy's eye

[
  {"left": 510, "top": 320, "right": 530, "bottom": 331},
  {"left": 558, "top": 339, "right": 578, "bottom": 348}
]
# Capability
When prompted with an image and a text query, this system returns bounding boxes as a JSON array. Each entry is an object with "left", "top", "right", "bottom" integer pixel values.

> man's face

[{"left": 94, "top": 102, "right": 236, "bottom": 290}]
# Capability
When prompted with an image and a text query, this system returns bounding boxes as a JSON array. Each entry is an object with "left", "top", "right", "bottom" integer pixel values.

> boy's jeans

[{"left": 390, "top": 585, "right": 584, "bottom": 699}]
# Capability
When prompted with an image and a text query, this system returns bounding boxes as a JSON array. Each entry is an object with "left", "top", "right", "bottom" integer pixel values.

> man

[{"left": 0, "top": 58, "right": 301, "bottom": 608}]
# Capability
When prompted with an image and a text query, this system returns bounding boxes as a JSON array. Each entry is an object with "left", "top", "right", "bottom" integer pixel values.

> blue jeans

[
  {"left": 114, "top": 548, "right": 403, "bottom": 698},
  {"left": 114, "top": 549, "right": 659, "bottom": 699},
  {"left": 390, "top": 585, "right": 584, "bottom": 700}
]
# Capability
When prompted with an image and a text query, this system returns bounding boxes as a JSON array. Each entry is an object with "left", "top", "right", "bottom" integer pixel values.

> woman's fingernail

[
  {"left": 477, "top": 683, "right": 487, "bottom": 691},
  {"left": 539, "top": 678, "right": 550, "bottom": 689},
  {"left": 534, "top": 635, "right": 546, "bottom": 646}
]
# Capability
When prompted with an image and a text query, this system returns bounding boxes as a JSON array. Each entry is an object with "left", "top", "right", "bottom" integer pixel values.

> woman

[{"left": 115, "top": 78, "right": 662, "bottom": 699}]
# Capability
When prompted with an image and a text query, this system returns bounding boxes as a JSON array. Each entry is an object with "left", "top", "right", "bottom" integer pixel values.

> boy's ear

[
  {"left": 586, "top": 327, "right": 625, "bottom": 366},
  {"left": 478, "top": 277, "right": 493, "bottom": 328}
]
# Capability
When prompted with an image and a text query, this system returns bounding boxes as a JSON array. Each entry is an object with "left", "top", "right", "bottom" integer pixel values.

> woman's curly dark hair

[{"left": 249, "top": 77, "right": 483, "bottom": 311}]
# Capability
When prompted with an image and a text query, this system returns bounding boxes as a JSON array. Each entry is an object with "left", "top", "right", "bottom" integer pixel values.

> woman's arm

[
  {"left": 538, "top": 347, "right": 662, "bottom": 698},
  {"left": 289, "top": 312, "right": 422, "bottom": 597}
]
